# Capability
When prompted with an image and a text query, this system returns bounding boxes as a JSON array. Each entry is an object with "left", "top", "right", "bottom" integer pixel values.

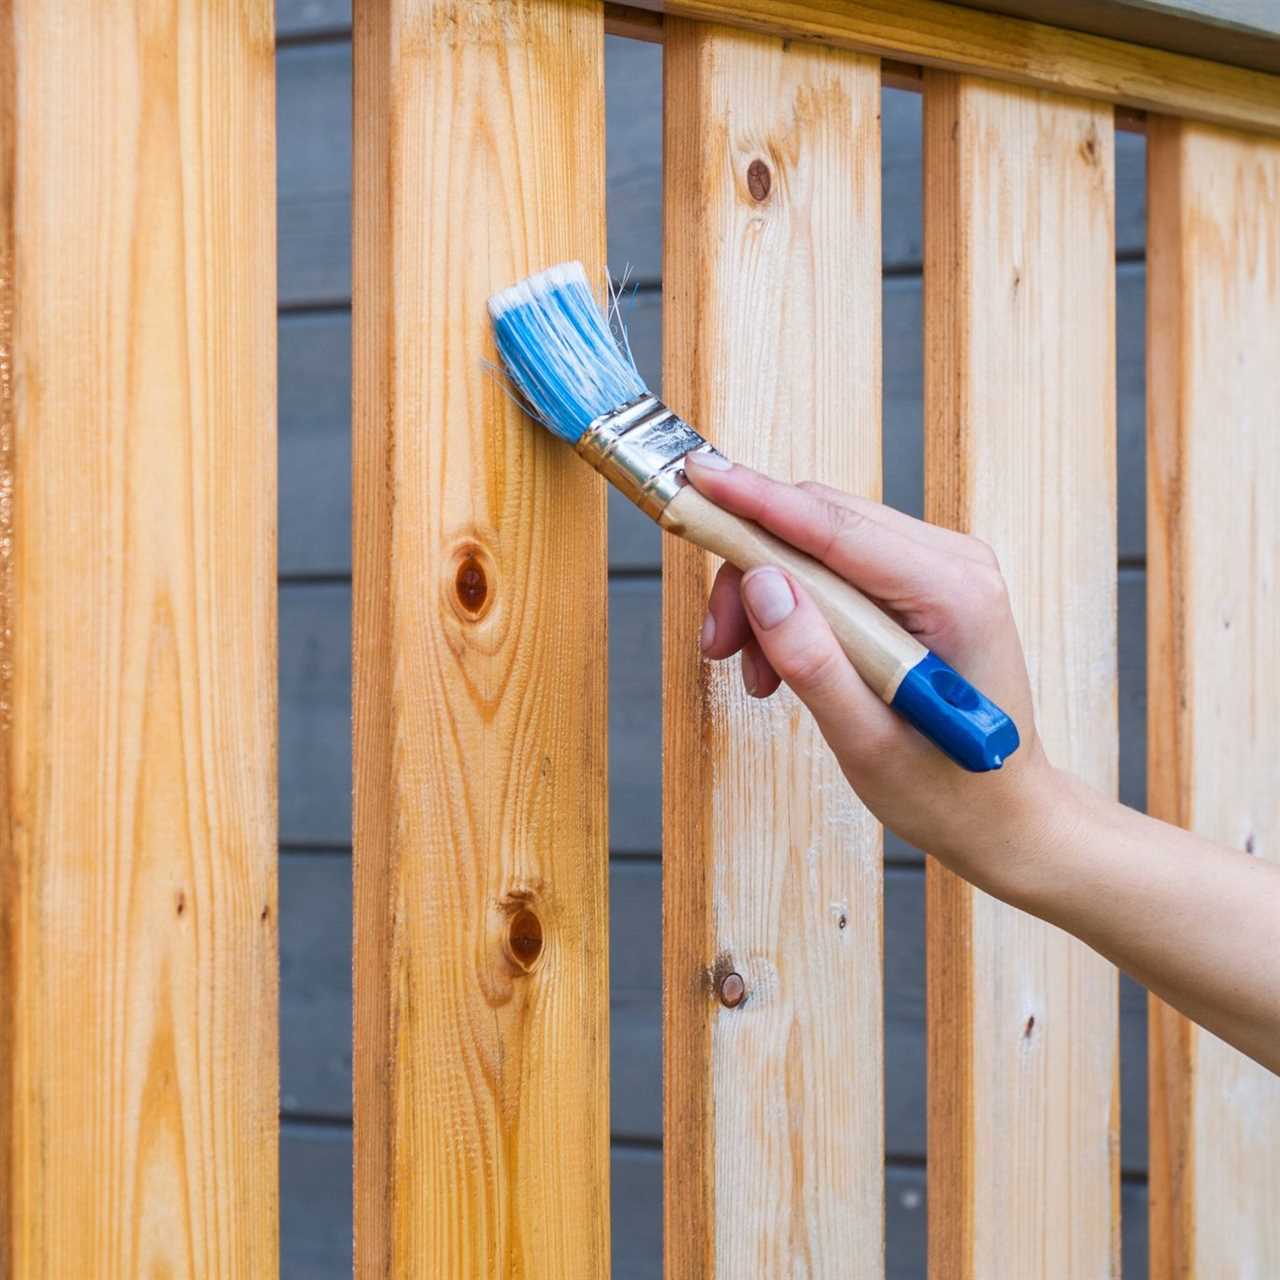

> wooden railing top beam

[
  {"left": 932, "top": 1, "right": 1280, "bottom": 77},
  {"left": 607, "top": 0, "right": 1280, "bottom": 136}
]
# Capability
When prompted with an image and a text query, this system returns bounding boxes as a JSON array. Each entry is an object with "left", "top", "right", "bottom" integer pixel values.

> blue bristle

[{"left": 488, "top": 261, "right": 648, "bottom": 443}]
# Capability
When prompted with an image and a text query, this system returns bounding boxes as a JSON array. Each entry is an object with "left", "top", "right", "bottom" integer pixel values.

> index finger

[{"left": 683, "top": 454, "right": 963, "bottom": 606}]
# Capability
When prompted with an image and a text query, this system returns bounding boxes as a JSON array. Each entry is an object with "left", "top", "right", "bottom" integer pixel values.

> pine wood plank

[
  {"left": 1145, "top": 114, "right": 1280, "bottom": 1280},
  {"left": 0, "top": 2, "right": 278, "bottom": 1274},
  {"left": 662, "top": 21, "right": 883, "bottom": 1276},
  {"left": 923, "top": 72, "right": 1120, "bottom": 1277},
  {"left": 623, "top": 0, "right": 1280, "bottom": 136},
  {"left": 351, "top": 1, "right": 610, "bottom": 1275}
]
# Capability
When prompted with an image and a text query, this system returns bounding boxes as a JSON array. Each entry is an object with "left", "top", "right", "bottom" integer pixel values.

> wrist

[{"left": 944, "top": 753, "right": 1087, "bottom": 909}]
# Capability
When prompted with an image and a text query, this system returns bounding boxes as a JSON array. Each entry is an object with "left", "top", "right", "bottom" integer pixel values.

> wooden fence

[{"left": 1, "top": 0, "right": 1277, "bottom": 1276}]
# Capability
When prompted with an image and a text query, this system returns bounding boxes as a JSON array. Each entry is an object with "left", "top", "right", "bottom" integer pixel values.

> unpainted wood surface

[
  {"left": 1145, "top": 114, "right": 1280, "bottom": 1280},
  {"left": 626, "top": 0, "right": 1280, "bottom": 135},
  {"left": 277, "top": 258, "right": 1152, "bottom": 583},
  {"left": 273, "top": 40, "right": 1149, "bottom": 302},
  {"left": 924, "top": 72, "right": 1120, "bottom": 1277},
  {"left": 0, "top": 2, "right": 278, "bottom": 1275},
  {"left": 276, "top": 22, "right": 1159, "bottom": 1274},
  {"left": 351, "top": 0, "right": 610, "bottom": 1275},
  {"left": 662, "top": 21, "right": 884, "bottom": 1276}
]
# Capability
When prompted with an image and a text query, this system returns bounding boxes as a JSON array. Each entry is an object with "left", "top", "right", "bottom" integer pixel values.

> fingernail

[
  {"left": 685, "top": 450, "right": 732, "bottom": 472},
  {"left": 741, "top": 648, "right": 757, "bottom": 695},
  {"left": 742, "top": 567, "right": 795, "bottom": 629},
  {"left": 699, "top": 611, "right": 716, "bottom": 652}
]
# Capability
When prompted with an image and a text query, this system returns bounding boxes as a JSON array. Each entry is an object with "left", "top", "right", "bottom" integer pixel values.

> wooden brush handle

[
  {"left": 660, "top": 485, "right": 925, "bottom": 699},
  {"left": 659, "top": 484, "right": 1021, "bottom": 772}
]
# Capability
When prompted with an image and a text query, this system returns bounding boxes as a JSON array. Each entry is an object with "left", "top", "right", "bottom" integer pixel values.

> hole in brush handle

[{"left": 889, "top": 652, "right": 1020, "bottom": 773}]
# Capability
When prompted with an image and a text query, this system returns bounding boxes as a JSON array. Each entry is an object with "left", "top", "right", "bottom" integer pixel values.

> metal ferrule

[{"left": 576, "top": 395, "right": 723, "bottom": 520}]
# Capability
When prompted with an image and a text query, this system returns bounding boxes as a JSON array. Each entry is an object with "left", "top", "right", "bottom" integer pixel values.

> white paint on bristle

[{"left": 486, "top": 260, "right": 589, "bottom": 319}]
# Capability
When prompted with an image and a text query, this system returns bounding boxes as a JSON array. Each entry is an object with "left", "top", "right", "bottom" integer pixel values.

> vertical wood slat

[
  {"left": 0, "top": 3, "right": 278, "bottom": 1275},
  {"left": 662, "top": 22, "right": 884, "bottom": 1277},
  {"left": 1146, "top": 116, "right": 1280, "bottom": 1279},
  {"left": 923, "top": 73, "right": 1120, "bottom": 1278},
  {"left": 351, "top": 1, "right": 610, "bottom": 1276}
]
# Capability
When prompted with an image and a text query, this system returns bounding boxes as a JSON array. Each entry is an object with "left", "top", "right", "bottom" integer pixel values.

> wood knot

[
  {"left": 505, "top": 907, "right": 544, "bottom": 973},
  {"left": 448, "top": 541, "right": 496, "bottom": 622},
  {"left": 1079, "top": 128, "right": 1100, "bottom": 166},
  {"left": 175, "top": 889, "right": 186, "bottom": 917},
  {"left": 718, "top": 971, "right": 746, "bottom": 1009},
  {"left": 746, "top": 159, "right": 772, "bottom": 202},
  {"left": 455, "top": 555, "right": 488, "bottom": 613}
]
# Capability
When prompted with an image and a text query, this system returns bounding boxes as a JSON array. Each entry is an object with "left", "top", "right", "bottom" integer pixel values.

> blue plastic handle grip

[{"left": 889, "top": 652, "right": 1020, "bottom": 772}]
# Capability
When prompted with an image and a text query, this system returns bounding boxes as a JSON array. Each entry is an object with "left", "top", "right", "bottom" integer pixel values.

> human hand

[{"left": 683, "top": 452, "right": 1071, "bottom": 898}]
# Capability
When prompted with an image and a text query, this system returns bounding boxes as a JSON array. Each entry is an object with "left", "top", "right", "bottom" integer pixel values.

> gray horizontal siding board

[
  {"left": 609, "top": 578, "right": 663, "bottom": 853},
  {"left": 278, "top": 42, "right": 352, "bottom": 307},
  {"left": 612, "top": 1146, "right": 662, "bottom": 1280},
  {"left": 280, "top": 854, "right": 353, "bottom": 1115},
  {"left": 280, "top": 311, "right": 352, "bottom": 577},
  {"left": 277, "top": 0, "right": 349, "bottom": 39},
  {"left": 608, "top": 37, "right": 664, "bottom": 284},
  {"left": 280, "top": 583, "right": 352, "bottom": 846},
  {"left": 1118, "top": 566, "right": 1147, "bottom": 813},
  {"left": 281, "top": 1125, "right": 352, "bottom": 1279},
  {"left": 1116, "top": 260, "right": 1147, "bottom": 563}
]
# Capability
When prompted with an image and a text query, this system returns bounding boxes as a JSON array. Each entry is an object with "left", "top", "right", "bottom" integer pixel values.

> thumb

[{"left": 739, "top": 566, "right": 893, "bottom": 744}]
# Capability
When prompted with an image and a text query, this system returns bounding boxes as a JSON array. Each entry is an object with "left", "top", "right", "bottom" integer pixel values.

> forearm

[{"left": 993, "top": 771, "right": 1280, "bottom": 1073}]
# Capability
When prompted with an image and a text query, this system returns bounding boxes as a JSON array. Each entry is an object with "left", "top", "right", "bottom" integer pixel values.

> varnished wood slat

[
  {"left": 0, "top": 2, "right": 279, "bottom": 1274},
  {"left": 1146, "top": 114, "right": 1280, "bottom": 1279},
  {"left": 623, "top": 0, "right": 1280, "bottom": 137},
  {"left": 662, "top": 21, "right": 883, "bottom": 1276},
  {"left": 351, "top": 1, "right": 610, "bottom": 1275},
  {"left": 923, "top": 71, "right": 1120, "bottom": 1278}
]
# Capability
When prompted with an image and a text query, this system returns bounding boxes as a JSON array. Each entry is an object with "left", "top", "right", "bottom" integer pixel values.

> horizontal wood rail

[{"left": 605, "top": 0, "right": 1280, "bottom": 136}]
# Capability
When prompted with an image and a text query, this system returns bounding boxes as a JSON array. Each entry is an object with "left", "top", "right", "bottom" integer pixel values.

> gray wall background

[{"left": 275, "top": 8, "right": 1153, "bottom": 1274}]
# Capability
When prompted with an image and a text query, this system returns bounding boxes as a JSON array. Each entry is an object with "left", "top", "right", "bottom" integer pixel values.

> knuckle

[
  {"left": 967, "top": 536, "right": 1001, "bottom": 570},
  {"left": 822, "top": 503, "right": 867, "bottom": 560},
  {"left": 962, "top": 561, "right": 1009, "bottom": 612}
]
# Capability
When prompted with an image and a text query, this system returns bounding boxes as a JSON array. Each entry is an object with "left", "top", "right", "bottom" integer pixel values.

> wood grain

[
  {"left": 625, "top": 0, "right": 1280, "bottom": 136},
  {"left": 0, "top": 2, "right": 278, "bottom": 1274},
  {"left": 923, "top": 71, "right": 1120, "bottom": 1278},
  {"left": 351, "top": 1, "right": 610, "bottom": 1275},
  {"left": 1145, "top": 114, "right": 1280, "bottom": 1280},
  {"left": 662, "top": 21, "right": 883, "bottom": 1276}
]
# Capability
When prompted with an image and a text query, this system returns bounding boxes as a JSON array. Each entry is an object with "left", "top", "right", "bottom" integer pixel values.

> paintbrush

[{"left": 488, "top": 261, "right": 1019, "bottom": 772}]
